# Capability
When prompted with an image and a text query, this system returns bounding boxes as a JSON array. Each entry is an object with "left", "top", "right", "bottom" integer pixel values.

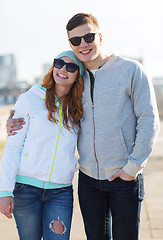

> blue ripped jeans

[{"left": 13, "top": 183, "right": 73, "bottom": 240}]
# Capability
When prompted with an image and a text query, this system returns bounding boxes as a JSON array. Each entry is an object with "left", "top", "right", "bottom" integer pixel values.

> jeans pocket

[
  {"left": 14, "top": 183, "right": 25, "bottom": 193},
  {"left": 117, "top": 177, "right": 135, "bottom": 184},
  {"left": 138, "top": 174, "right": 145, "bottom": 201},
  {"left": 62, "top": 186, "right": 73, "bottom": 194},
  {"left": 119, "top": 176, "right": 135, "bottom": 182}
]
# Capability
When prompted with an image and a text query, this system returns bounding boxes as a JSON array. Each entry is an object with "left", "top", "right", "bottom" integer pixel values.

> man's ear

[
  {"left": 99, "top": 33, "right": 102, "bottom": 45},
  {"left": 68, "top": 40, "right": 72, "bottom": 48},
  {"left": 67, "top": 31, "right": 72, "bottom": 48}
]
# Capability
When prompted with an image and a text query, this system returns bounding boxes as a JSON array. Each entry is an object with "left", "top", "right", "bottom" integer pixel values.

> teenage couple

[{"left": 0, "top": 13, "right": 160, "bottom": 240}]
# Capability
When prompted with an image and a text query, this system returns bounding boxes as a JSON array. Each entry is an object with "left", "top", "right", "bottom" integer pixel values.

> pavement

[{"left": 0, "top": 108, "right": 163, "bottom": 239}]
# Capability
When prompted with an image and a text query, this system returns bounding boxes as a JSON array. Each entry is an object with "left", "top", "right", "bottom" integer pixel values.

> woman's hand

[
  {"left": 6, "top": 110, "right": 25, "bottom": 136},
  {"left": 0, "top": 197, "right": 14, "bottom": 219}
]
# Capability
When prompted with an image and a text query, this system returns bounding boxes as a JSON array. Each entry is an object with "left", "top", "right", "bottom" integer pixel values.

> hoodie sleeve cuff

[
  {"left": 0, "top": 191, "right": 14, "bottom": 198},
  {"left": 123, "top": 160, "right": 143, "bottom": 177}
]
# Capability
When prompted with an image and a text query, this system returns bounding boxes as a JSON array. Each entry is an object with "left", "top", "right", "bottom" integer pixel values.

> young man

[{"left": 6, "top": 13, "right": 160, "bottom": 240}]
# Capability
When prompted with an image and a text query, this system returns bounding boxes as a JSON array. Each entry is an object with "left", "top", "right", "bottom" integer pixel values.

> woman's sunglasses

[
  {"left": 69, "top": 32, "right": 99, "bottom": 46},
  {"left": 54, "top": 58, "right": 79, "bottom": 73}
]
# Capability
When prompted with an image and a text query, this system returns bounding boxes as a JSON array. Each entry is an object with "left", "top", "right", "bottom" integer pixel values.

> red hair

[{"left": 41, "top": 65, "right": 84, "bottom": 132}]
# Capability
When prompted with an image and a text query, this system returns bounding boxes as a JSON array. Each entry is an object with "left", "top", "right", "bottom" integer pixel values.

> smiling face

[
  {"left": 68, "top": 23, "right": 103, "bottom": 69},
  {"left": 53, "top": 56, "right": 78, "bottom": 96}
]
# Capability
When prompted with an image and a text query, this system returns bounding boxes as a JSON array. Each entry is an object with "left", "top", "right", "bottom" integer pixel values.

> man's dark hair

[{"left": 66, "top": 13, "right": 99, "bottom": 32}]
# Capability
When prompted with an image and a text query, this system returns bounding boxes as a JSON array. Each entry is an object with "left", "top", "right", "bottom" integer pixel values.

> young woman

[{"left": 0, "top": 50, "right": 85, "bottom": 240}]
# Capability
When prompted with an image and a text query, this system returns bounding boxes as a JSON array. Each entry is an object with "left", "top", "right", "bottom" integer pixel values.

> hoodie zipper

[
  {"left": 49, "top": 102, "right": 62, "bottom": 182},
  {"left": 89, "top": 70, "right": 99, "bottom": 179},
  {"left": 92, "top": 102, "right": 99, "bottom": 179},
  {"left": 39, "top": 90, "right": 63, "bottom": 182}
]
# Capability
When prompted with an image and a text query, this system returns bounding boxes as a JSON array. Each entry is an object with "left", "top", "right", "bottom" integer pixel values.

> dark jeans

[{"left": 78, "top": 170, "right": 144, "bottom": 240}]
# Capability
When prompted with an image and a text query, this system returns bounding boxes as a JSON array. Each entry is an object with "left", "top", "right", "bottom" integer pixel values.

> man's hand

[
  {"left": 108, "top": 169, "right": 135, "bottom": 182},
  {"left": 6, "top": 110, "right": 25, "bottom": 136},
  {"left": 0, "top": 197, "right": 14, "bottom": 219}
]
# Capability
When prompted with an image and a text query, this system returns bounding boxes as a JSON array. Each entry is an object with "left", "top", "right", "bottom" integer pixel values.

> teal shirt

[{"left": 0, "top": 175, "right": 71, "bottom": 198}]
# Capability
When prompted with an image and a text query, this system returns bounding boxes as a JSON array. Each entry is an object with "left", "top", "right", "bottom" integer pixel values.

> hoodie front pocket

[
  {"left": 118, "top": 126, "right": 129, "bottom": 154},
  {"left": 96, "top": 126, "right": 129, "bottom": 162}
]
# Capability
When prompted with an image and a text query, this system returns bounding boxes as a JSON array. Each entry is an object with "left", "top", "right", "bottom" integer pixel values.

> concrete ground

[{"left": 0, "top": 106, "right": 163, "bottom": 239}]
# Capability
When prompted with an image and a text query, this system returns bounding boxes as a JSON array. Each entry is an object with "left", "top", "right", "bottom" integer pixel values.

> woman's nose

[{"left": 60, "top": 64, "right": 67, "bottom": 71}]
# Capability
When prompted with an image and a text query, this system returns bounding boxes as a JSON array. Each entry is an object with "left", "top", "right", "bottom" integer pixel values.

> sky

[{"left": 0, "top": 0, "right": 163, "bottom": 83}]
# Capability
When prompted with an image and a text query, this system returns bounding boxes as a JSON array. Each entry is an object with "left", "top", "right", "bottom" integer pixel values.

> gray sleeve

[{"left": 123, "top": 63, "right": 160, "bottom": 176}]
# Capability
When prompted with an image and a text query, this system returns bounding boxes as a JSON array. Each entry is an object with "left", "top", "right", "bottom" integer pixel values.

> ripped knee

[{"left": 49, "top": 219, "right": 66, "bottom": 234}]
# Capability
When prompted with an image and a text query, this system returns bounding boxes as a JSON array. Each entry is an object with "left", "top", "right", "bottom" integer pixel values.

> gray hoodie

[{"left": 77, "top": 55, "right": 160, "bottom": 180}]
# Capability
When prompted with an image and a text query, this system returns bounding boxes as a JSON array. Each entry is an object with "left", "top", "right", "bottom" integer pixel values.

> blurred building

[
  {"left": 0, "top": 54, "right": 17, "bottom": 89},
  {"left": 152, "top": 77, "right": 163, "bottom": 86},
  {"left": 34, "top": 62, "right": 51, "bottom": 85},
  {"left": 42, "top": 63, "right": 51, "bottom": 76},
  {"left": 152, "top": 77, "right": 163, "bottom": 119},
  {"left": 0, "top": 54, "right": 32, "bottom": 105}
]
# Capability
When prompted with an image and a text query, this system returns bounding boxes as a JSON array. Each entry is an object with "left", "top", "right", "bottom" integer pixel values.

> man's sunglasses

[
  {"left": 54, "top": 58, "right": 79, "bottom": 73},
  {"left": 69, "top": 32, "right": 99, "bottom": 46}
]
